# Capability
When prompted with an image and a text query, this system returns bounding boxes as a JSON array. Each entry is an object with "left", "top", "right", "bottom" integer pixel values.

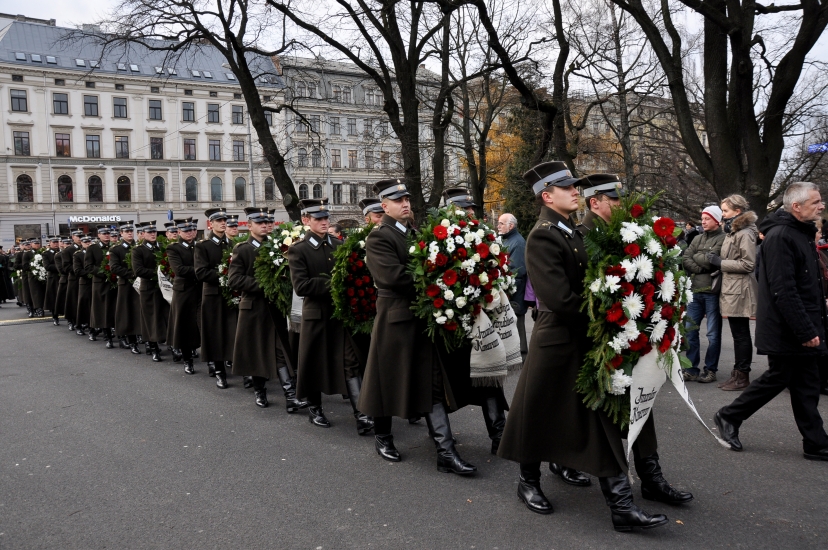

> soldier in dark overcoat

[
  {"left": 230, "top": 207, "right": 301, "bottom": 409},
  {"left": 357, "top": 179, "right": 476, "bottom": 475},
  {"left": 109, "top": 221, "right": 142, "bottom": 353},
  {"left": 194, "top": 208, "right": 237, "bottom": 389},
  {"left": 166, "top": 218, "right": 202, "bottom": 374},
  {"left": 26, "top": 239, "right": 47, "bottom": 317},
  {"left": 87, "top": 226, "right": 113, "bottom": 343},
  {"left": 43, "top": 236, "right": 60, "bottom": 321},
  {"left": 290, "top": 198, "right": 373, "bottom": 434},
  {"left": 496, "top": 161, "right": 667, "bottom": 531},
  {"left": 132, "top": 222, "right": 169, "bottom": 362},
  {"left": 61, "top": 232, "right": 83, "bottom": 329},
  {"left": 74, "top": 236, "right": 93, "bottom": 333},
  {"left": 53, "top": 238, "right": 71, "bottom": 325}
]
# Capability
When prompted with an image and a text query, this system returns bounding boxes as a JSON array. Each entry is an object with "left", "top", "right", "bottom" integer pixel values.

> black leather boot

[
  {"left": 151, "top": 342, "right": 163, "bottom": 363},
  {"left": 68, "top": 322, "right": 75, "bottom": 331},
  {"left": 255, "top": 388, "right": 268, "bottom": 407},
  {"left": 518, "top": 463, "right": 553, "bottom": 514},
  {"left": 549, "top": 463, "right": 592, "bottom": 487},
  {"left": 346, "top": 376, "right": 374, "bottom": 435},
  {"left": 129, "top": 338, "right": 141, "bottom": 354},
  {"left": 53, "top": 315, "right": 60, "bottom": 326},
  {"left": 144, "top": 342, "right": 152, "bottom": 354},
  {"left": 88, "top": 328, "right": 98, "bottom": 341},
  {"left": 425, "top": 403, "right": 476, "bottom": 475},
  {"left": 104, "top": 329, "right": 114, "bottom": 349},
  {"left": 634, "top": 451, "right": 693, "bottom": 505},
  {"left": 172, "top": 348, "right": 183, "bottom": 363},
  {"left": 215, "top": 364, "right": 228, "bottom": 389},
  {"left": 184, "top": 359, "right": 195, "bottom": 375},
  {"left": 277, "top": 366, "right": 309, "bottom": 413},
  {"left": 481, "top": 395, "right": 506, "bottom": 455},
  {"left": 375, "top": 434, "right": 401, "bottom": 462},
  {"left": 76, "top": 324, "right": 86, "bottom": 335},
  {"left": 599, "top": 472, "right": 669, "bottom": 532},
  {"left": 243, "top": 376, "right": 253, "bottom": 389},
  {"left": 136, "top": 334, "right": 144, "bottom": 344},
  {"left": 36, "top": 308, "right": 45, "bottom": 317},
  {"left": 308, "top": 405, "right": 331, "bottom": 428},
  {"left": 119, "top": 336, "right": 129, "bottom": 349},
  {"left": 207, "top": 362, "right": 216, "bottom": 377}
]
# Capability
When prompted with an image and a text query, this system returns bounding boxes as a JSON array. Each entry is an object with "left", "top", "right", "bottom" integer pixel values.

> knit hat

[{"left": 701, "top": 205, "right": 723, "bottom": 224}]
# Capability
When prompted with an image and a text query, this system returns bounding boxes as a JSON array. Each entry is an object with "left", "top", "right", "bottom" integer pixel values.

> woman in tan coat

[{"left": 707, "top": 194, "right": 758, "bottom": 391}]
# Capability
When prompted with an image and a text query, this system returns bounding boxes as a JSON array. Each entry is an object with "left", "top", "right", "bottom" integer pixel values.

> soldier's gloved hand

[{"left": 706, "top": 253, "right": 722, "bottom": 268}]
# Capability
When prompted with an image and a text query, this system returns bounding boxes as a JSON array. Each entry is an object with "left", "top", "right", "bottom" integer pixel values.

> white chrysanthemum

[
  {"left": 446, "top": 241, "right": 456, "bottom": 253},
  {"left": 435, "top": 316, "right": 447, "bottom": 325},
  {"left": 620, "top": 259, "right": 637, "bottom": 282},
  {"left": 603, "top": 275, "right": 621, "bottom": 294},
  {"left": 490, "top": 243, "right": 500, "bottom": 255},
  {"left": 658, "top": 271, "right": 676, "bottom": 302},
  {"left": 633, "top": 255, "right": 654, "bottom": 283},
  {"left": 34, "top": 254, "right": 42, "bottom": 261},
  {"left": 463, "top": 286, "right": 475, "bottom": 296},
  {"left": 464, "top": 233, "right": 476, "bottom": 243},
  {"left": 622, "top": 293, "right": 644, "bottom": 320},
  {"left": 624, "top": 320, "right": 641, "bottom": 341},
  {"left": 444, "top": 289, "right": 455, "bottom": 301},
  {"left": 479, "top": 272, "right": 489, "bottom": 285},
  {"left": 409, "top": 245, "right": 416, "bottom": 253},
  {"left": 455, "top": 208, "right": 466, "bottom": 217},
  {"left": 473, "top": 288, "right": 481, "bottom": 298},
  {"left": 589, "top": 278, "right": 603, "bottom": 293},
  {"left": 359, "top": 240, "right": 365, "bottom": 248},
  {"left": 649, "top": 319, "right": 668, "bottom": 342},
  {"left": 445, "top": 309, "right": 455, "bottom": 319},
  {"left": 433, "top": 310, "right": 442, "bottom": 318},
  {"left": 644, "top": 239, "right": 662, "bottom": 257},
  {"left": 441, "top": 219, "right": 451, "bottom": 227},
  {"left": 610, "top": 333, "right": 630, "bottom": 353},
  {"left": 620, "top": 221, "right": 645, "bottom": 243},
  {"left": 673, "top": 323, "right": 682, "bottom": 349},
  {"left": 455, "top": 236, "right": 464, "bottom": 244},
  {"left": 650, "top": 307, "right": 663, "bottom": 323},
  {"left": 608, "top": 337, "right": 624, "bottom": 354},
  {"left": 455, "top": 296, "right": 467, "bottom": 308},
  {"left": 685, "top": 288, "right": 693, "bottom": 303},
  {"left": 269, "top": 251, "right": 275, "bottom": 257},
  {"left": 609, "top": 370, "right": 633, "bottom": 395}
]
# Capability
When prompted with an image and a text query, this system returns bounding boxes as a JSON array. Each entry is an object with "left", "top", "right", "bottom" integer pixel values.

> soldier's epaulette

[{"left": 232, "top": 241, "right": 248, "bottom": 251}]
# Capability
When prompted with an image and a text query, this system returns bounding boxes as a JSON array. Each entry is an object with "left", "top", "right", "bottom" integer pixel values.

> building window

[
  {"left": 115, "top": 84, "right": 125, "bottom": 91},
  {"left": 349, "top": 183, "right": 359, "bottom": 204},
  {"left": 365, "top": 183, "right": 376, "bottom": 198},
  {"left": 311, "top": 115, "right": 320, "bottom": 132},
  {"left": 184, "top": 89, "right": 193, "bottom": 96},
  {"left": 264, "top": 177, "right": 276, "bottom": 200},
  {"left": 210, "top": 177, "right": 222, "bottom": 201},
  {"left": 365, "top": 150, "right": 374, "bottom": 169},
  {"left": 152, "top": 176, "right": 165, "bottom": 202},
  {"left": 233, "top": 93, "right": 241, "bottom": 99},
  {"left": 311, "top": 148, "right": 321, "bottom": 168},
  {"left": 58, "top": 175, "right": 74, "bottom": 203},
  {"left": 332, "top": 183, "right": 342, "bottom": 205},
  {"left": 232, "top": 105, "right": 244, "bottom": 124},
  {"left": 16, "top": 175, "right": 34, "bottom": 203},
  {"left": 298, "top": 184, "right": 308, "bottom": 200},
  {"left": 86, "top": 135, "right": 101, "bottom": 158},
  {"left": 381, "top": 151, "right": 390, "bottom": 169},
  {"left": 84, "top": 95, "right": 99, "bottom": 116},
  {"left": 307, "top": 82, "right": 317, "bottom": 98},
  {"left": 347, "top": 118, "right": 357, "bottom": 135},
  {"left": 235, "top": 177, "right": 246, "bottom": 201},
  {"left": 348, "top": 150, "right": 358, "bottom": 169},
  {"left": 182, "top": 101, "right": 195, "bottom": 121},
  {"left": 185, "top": 176, "right": 198, "bottom": 201},
  {"left": 209, "top": 140, "right": 221, "bottom": 161},
  {"left": 113, "top": 97, "right": 127, "bottom": 118},
  {"left": 207, "top": 104, "right": 219, "bottom": 123},
  {"left": 13, "top": 132, "right": 30, "bottom": 156},
  {"left": 312, "top": 184, "right": 323, "bottom": 199},
  {"left": 364, "top": 119, "right": 372, "bottom": 136},
  {"left": 330, "top": 117, "right": 340, "bottom": 135},
  {"left": 296, "top": 81, "right": 306, "bottom": 97},
  {"left": 86, "top": 81, "right": 95, "bottom": 88},
  {"left": 150, "top": 137, "right": 163, "bottom": 159},
  {"left": 12, "top": 75, "right": 23, "bottom": 82},
  {"left": 183, "top": 138, "right": 196, "bottom": 160},
  {"left": 342, "top": 86, "right": 352, "bottom": 103},
  {"left": 380, "top": 121, "right": 389, "bottom": 136},
  {"left": 53, "top": 93, "right": 68, "bottom": 115},
  {"left": 331, "top": 149, "right": 341, "bottom": 168},
  {"left": 265, "top": 110, "right": 273, "bottom": 126},
  {"left": 233, "top": 140, "right": 245, "bottom": 161},
  {"left": 148, "top": 100, "right": 162, "bottom": 120},
  {"left": 209, "top": 90, "right": 217, "bottom": 97},
  {"left": 55, "top": 133, "right": 71, "bottom": 157},
  {"left": 297, "top": 148, "right": 307, "bottom": 168},
  {"left": 115, "top": 136, "right": 129, "bottom": 159},
  {"left": 11, "top": 89, "right": 27, "bottom": 112},
  {"left": 151, "top": 86, "right": 160, "bottom": 94},
  {"left": 117, "top": 176, "right": 131, "bottom": 202},
  {"left": 88, "top": 176, "right": 103, "bottom": 203},
  {"left": 365, "top": 88, "right": 375, "bottom": 105},
  {"left": 332, "top": 85, "right": 341, "bottom": 102},
  {"left": 54, "top": 78, "right": 65, "bottom": 86}
]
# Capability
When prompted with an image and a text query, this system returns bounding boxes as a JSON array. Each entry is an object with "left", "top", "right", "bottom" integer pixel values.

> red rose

[
  {"left": 624, "top": 244, "right": 641, "bottom": 258},
  {"left": 630, "top": 204, "right": 645, "bottom": 218},
  {"left": 426, "top": 284, "right": 441, "bottom": 297},
  {"left": 349, "top": 298, "right": 358, "bottom": 306},
  {"left": 653, "top": 217, "right": 676, "bottom": 239},
  {"left": 629, "top": 333, "right": 650, "bottom": 352},
  {"left": 473, "top": 303, "right": 482, "bottom": 316},
  {"left": 498, "top": 252, "right": 508, "bottom": 267},
  {"left": 483, "top": 282, "right": 493, "bottom": 291},
  {"left": 356, "top": 260, "right": 364, "bottom": 268},
  {"left": 486, "top": 233, "right": 495, "bottom": 242},
  {"left": 609, "top": 355, "right": 624, "bottom": 369},
  {"left": 488, "top": 268, "right": 500, "bottom": 281},
  {"left": 104, "top": 265, "right": 110, "bottom": 271},
  {"left": 606, "top": 302, "right": 625, "bottom": 323},
  {"left": 433, "top": 225, "right": 448, "bottom": 240},
  {"left": 665, "top": 235, "right": 678, "bottom": 247},
  {"left": 606, "top": 265, "right": 626, "bottom": 278},
  {"left": 471, "top": 219, "right": 479, "bottom": 226},
  {"left": 346, "top": 288, "right": 355, "bottom": 297},
  {"left": 655, "top": 271, "right": 665, "bottom": 285},
  {"left": 435, "top": 253, "right": 448, "bottom": 267},
  {"left": 443, "top": 269, "right": 458, "bottom": 286},
  {"left": 445, "top": 321, "right": 458, "bottom": 331},
  {"left": 351, "top": 252, "right": 358, "bottom": 260},
  {"left": 658, "top": 327, "right": 676, "bottom": 354},
  {"left": 457, "top": 248, "right": 468, "bottom": 258},
  {"left": 355, "top": 279, "right": 363, "bottom": 287},
  {"left": 358, "top": 290, "right": 364, "bottom": 297},
  {"left": 366, "top": 288, "right": 375, "bottom": 295},
  {"left": 453, "top": 228, "right": 461, "bottom": 236},
  {"left": 363, "top": 276, "right": 371, "bottom": 284},
  {"left": 620, "top": 282, "right": 634, "bottom": 296},
  {"left": 433, "top": 298, "right": 445, "bottom": 309},
  {"left": 484, "top": 293, "right": 494, "bottom": 303},
  {"left": 469, "top": 274, "right": 480, "bottom": 287},
  {"left": 458, "top": 220, "right": 467, "bottom": 228},
  {"left": 476, "top": 242, "right": 490, "bottom": 259},
  {"left": 419, "top": 241, "right": 426, "bottom": 249},
  {"left": 660, "top": 304, "right": 675, "bottom": 319}
]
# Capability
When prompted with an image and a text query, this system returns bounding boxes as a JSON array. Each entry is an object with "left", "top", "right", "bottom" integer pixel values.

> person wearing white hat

[{"left": 682, "top": 205, "right": 726, "bottom": 383}]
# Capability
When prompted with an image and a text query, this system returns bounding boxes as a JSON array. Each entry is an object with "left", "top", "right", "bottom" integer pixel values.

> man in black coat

[
  {"left": 110, "top": 221, "right": 143, "bottom": 353},
  {"left": 74, "top": 236, "right": 93, "bottom": 334},
  {"left": 53, "top": 238, "right": 71, "bottom": 325},
  {"left": 716, "top": 182, "right": 828, "bottom": 461},
  {"left": 61, "top": 231, "right": 83, "bottom": 330},
  {"left": 132, "top": 222, "right": 169, "bottom": 362},
  {"left": 86, "top": 226, "right": 113, "bottom": 344},
  {"left": 42, "top": 236, "right": 61, "bottom": 323},
  {"left": 167, "top": 218, "right": 202, "bottom": 374}
]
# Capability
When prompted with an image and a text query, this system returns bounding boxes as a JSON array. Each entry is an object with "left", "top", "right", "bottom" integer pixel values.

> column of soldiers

[{"left": 30, "top": 164, "right": 697, "bottom": 533}]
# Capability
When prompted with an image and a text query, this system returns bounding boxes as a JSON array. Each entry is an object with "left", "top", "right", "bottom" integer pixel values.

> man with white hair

[{"left": 497, "top": 213, "right": 528, "bottom": 361}]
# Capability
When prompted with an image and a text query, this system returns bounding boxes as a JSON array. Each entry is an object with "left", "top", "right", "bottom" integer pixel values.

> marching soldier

[
  {"left": 43, "top": 236, "right": 61, "bottom": 323},
  {"left": 28, "top": 238, "right": 46, "bottom": 317},
  {"left": 13, "top": 242, "right": 30, "bottom": 314},
  {"left": 109, "top": 221, "right": 143, "bottom": 353},
  {"left": 225, "top": 215, "right": 240, "bottom": 238},
  {"left": 497, "top": 161, "right": 666, "bottom": 530},
  {"left": 164, "top": 222, "right": 179, "bottom": 242},
  {"left": 290, "top": 198, "right": 373, "bottom": 433},
  {"left": 53, "top": 237, "right": 71, "bottom": 326},
  {"left": 194, "top": 208, "right": 236, "bottom": 388},
  {"left": 132, "top": 221, "right": 169, "bottom": 362},
  {"left": 358, "top": 179, "right": 476, "bottom": 474},
  {"left": 61, "top": 231, "right": 83, "bottom": 330},
  {"left": 166, "top": 218, "right": 202, "bottom": 374},
  {"left": 360, "top": 198, "right": 384, "bottom": 225},
  {"left": 230, "top": 207, "right": 305, "bottom": 410},
  {"left": 87, "top": 226, "right": 113, "bottom": 344},
  {"left": 74, "top": 235, "right": 93, "bottom": 334}
]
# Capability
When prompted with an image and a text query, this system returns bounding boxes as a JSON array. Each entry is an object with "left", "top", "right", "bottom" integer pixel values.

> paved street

[{"left": 1, "top": 304, "right": 827, "bottom": 549}]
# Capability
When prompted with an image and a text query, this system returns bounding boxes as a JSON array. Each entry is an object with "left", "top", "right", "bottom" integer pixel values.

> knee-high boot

[
  {"left": 345, "top": 376, "right": 374, "bottom": 435},
  {"left": 599, "top": 472, "right": 668, "bottom": 532},
  {"left": 425, "top": 403, "right": 476, "bottom": 475}
]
